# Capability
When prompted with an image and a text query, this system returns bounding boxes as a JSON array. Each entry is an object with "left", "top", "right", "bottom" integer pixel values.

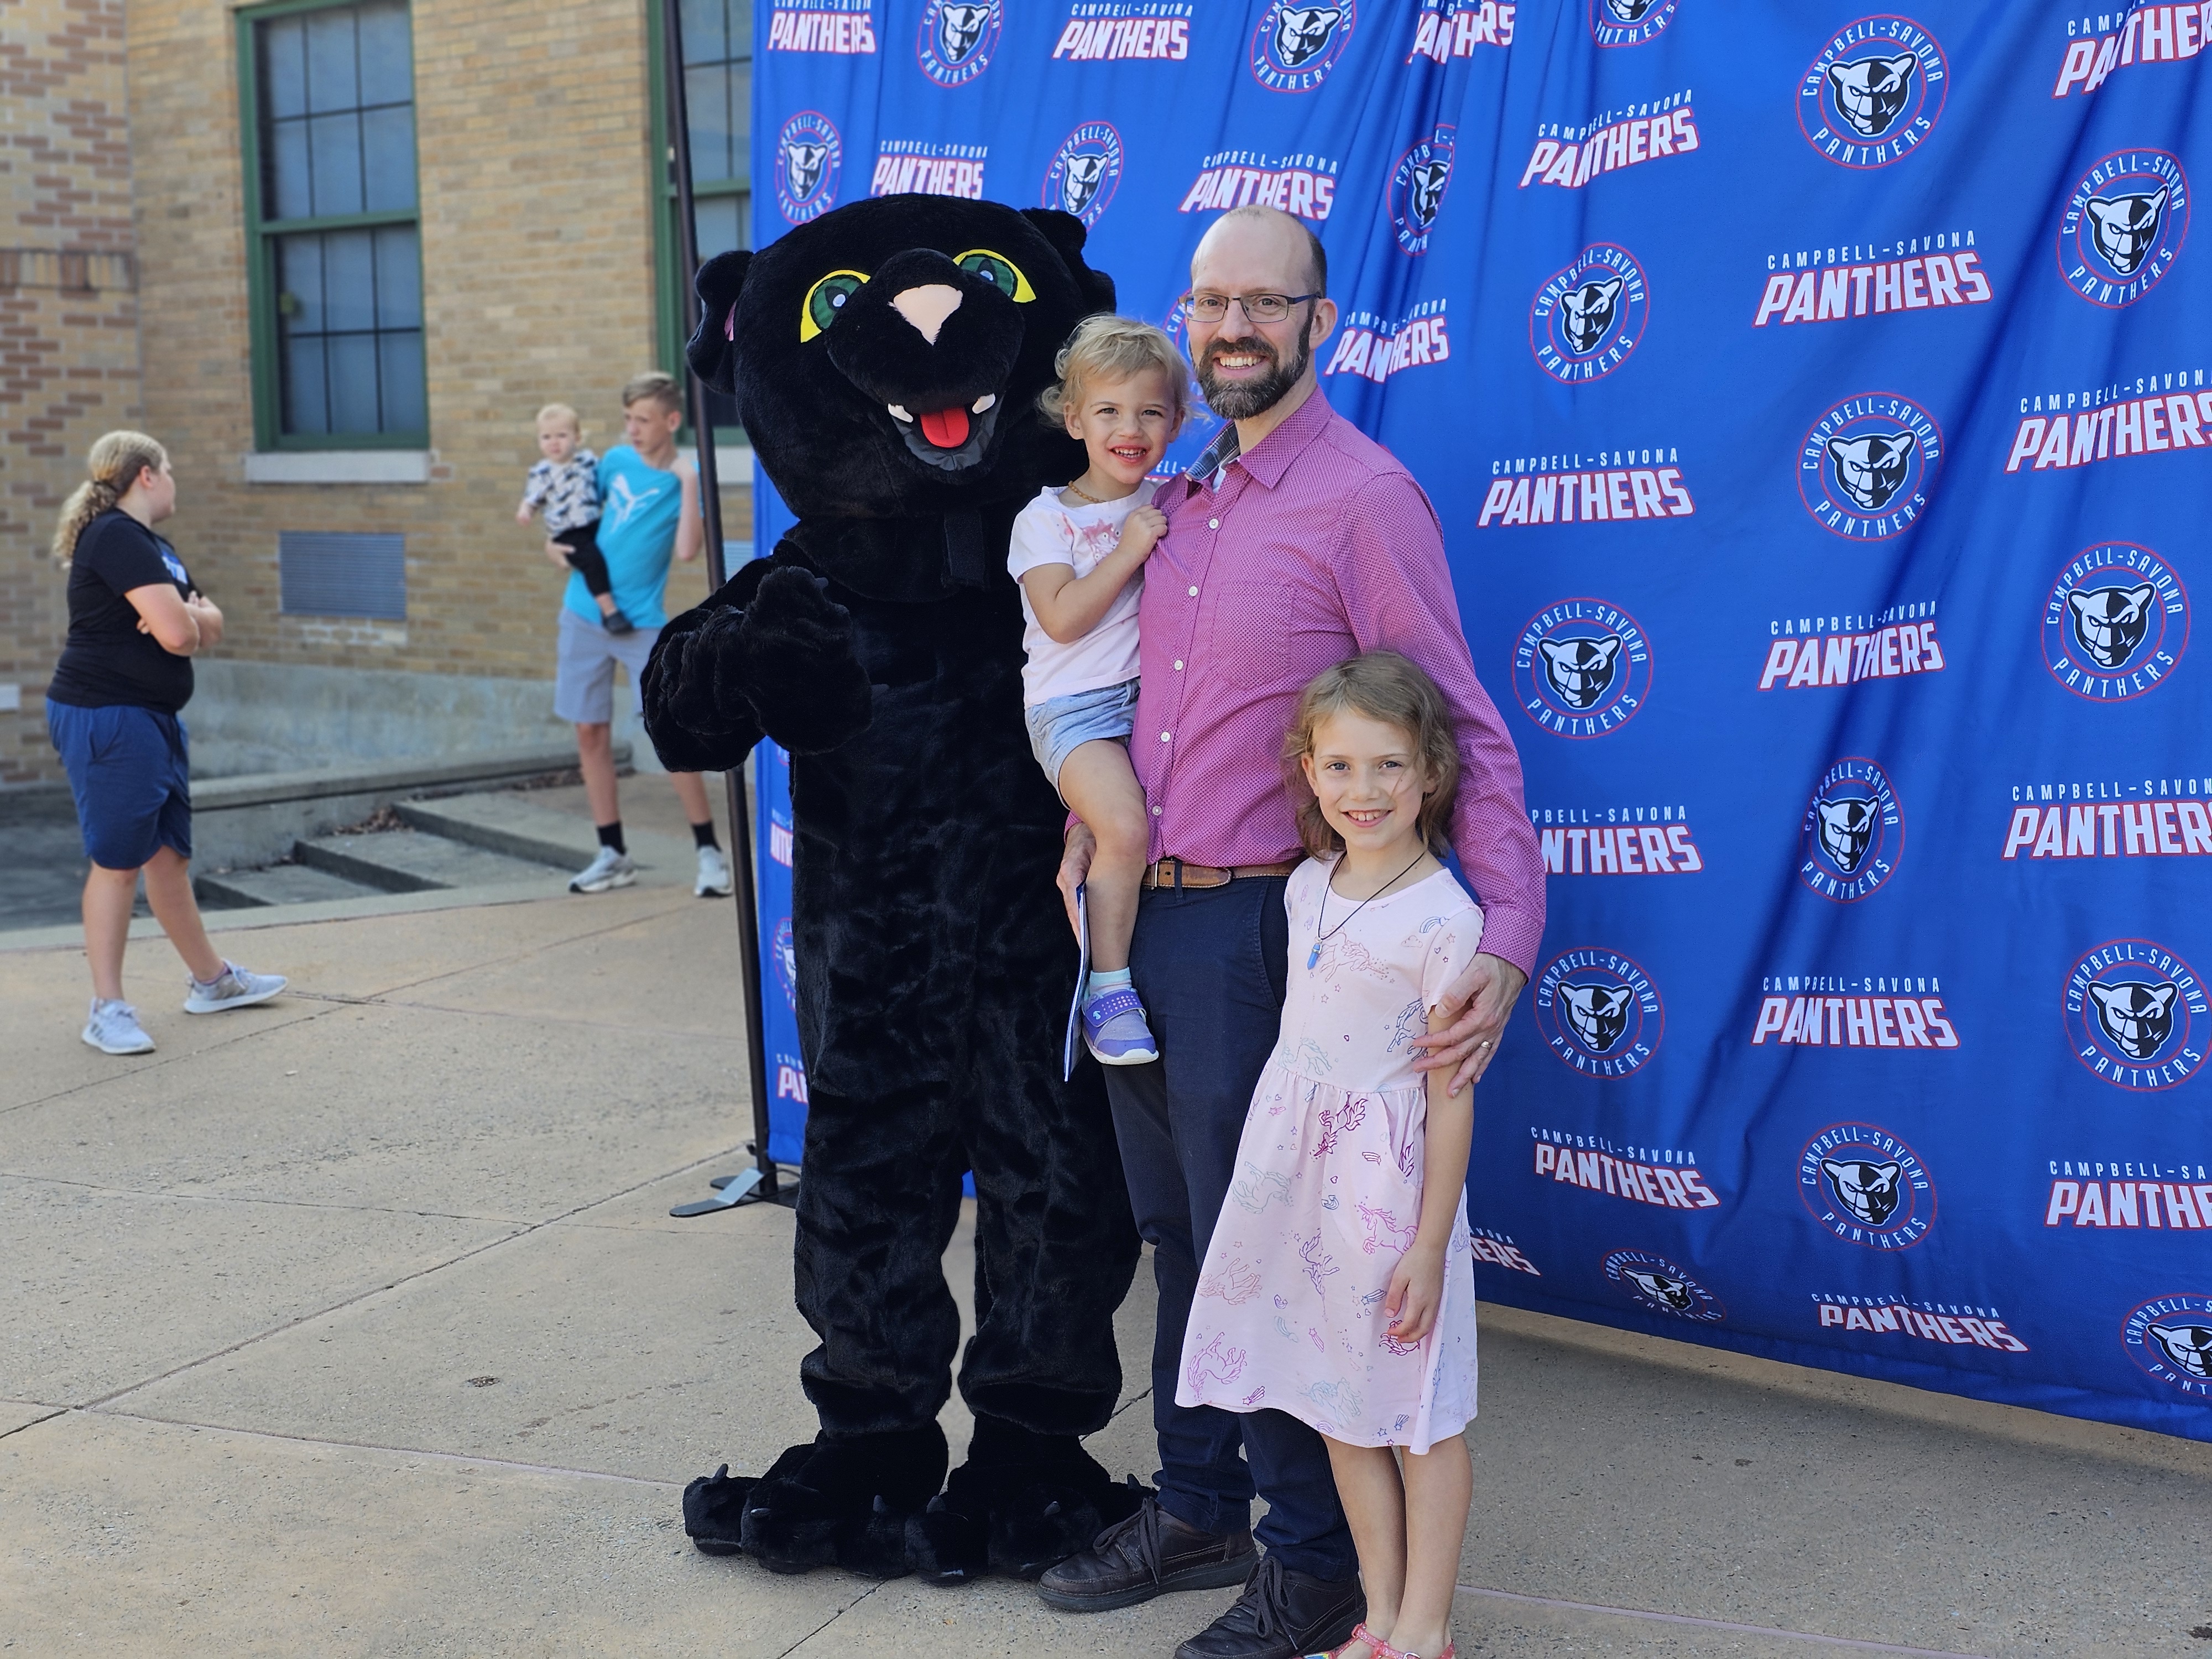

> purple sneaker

[{"left": 1083, "top": 984, "right": 1159, "bottom": 1066}]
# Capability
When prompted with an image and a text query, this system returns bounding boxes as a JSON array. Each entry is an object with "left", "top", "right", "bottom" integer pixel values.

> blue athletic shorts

[{"left": 46, "top": 699, "right": 193, "bottom": 869}]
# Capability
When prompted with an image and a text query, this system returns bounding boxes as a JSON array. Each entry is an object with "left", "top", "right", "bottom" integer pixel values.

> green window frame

[
  {"left": 651, "top": 0, "right": 752, "bottom": 440},
  {"left": 237, "top": 0, "right": 427, "bottom": 451}
]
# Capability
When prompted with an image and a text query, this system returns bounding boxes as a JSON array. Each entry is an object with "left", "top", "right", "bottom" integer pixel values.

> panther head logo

[
  {"left": 1819, "top": 1159, "right": 1902, "bottom": 1227},
  {"left": 2085, "top": 190, "right": 2168, "bottom": 276},
  {"left": 2067, "top": 583, "right": 2157, "bottom": 670},
  {"left": 1825, "top": 52, "right": 1918, "bottom": 139},
  {"left": 1059, "top": 154, "right": 1108, "bottom": 217},
  {"left": 1537, "top": 634, "right": 1623, "bottom": 710},
  {"left": 1272, "top": 4, "right": 1344, "bottom": 66},
  {"left": 1815, "top": 796, "right": 1877, "bottom": 873},
  {"left": 1406, "top": 159, "right": 1451, "bottom": 229},
  {"left": 935, "top": 0, "right": 992, "bottom": 62},
  {"left": 2148, "top": 1321, "right": 2212, "bottom": 1380},
  {"left": 784, "top": 142, "right": 830, "bottom": 203},
  {"left": 2087, "top": 980, "right": 2180, "bottom": 1061},
  {"left": 1601, "top": 0, "right": 1657, "bottom": 17},
  {"left": 1623, "top": 1267, "right": 1694, "bottom": 1311},
  {"left": 1824, "top": 430, "right": 1916, "bottom": 512},
  {"left": 1559, "top": 982, "right": 1633, "bottom": 1052},
  {"left": 1560, "top": 278, "right": 1624, "bottom": 354}
]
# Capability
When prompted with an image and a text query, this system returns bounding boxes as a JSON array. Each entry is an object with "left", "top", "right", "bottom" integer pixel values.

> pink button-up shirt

[{"left": 1134, "top": 388, "right": 1546, "bottom": 977}]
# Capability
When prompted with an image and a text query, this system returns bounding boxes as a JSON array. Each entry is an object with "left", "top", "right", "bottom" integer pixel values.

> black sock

[
  {"left": 597, "top": 821, "right": 626, "bottom": 855},
  {"left": 691, "top": 821, "right": 719, "bottom": 851}
]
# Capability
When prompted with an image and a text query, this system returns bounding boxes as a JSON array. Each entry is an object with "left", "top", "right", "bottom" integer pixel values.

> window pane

[
  {"left": 327, "top": 332, "right": 381, "bottom": 432},
  {"left": 685, "top": 65, "right": 731, "bottom": 182},
  {"left": 680, "top": 0, "right": 726, "bottom": 66},
  {"left": 279, "top": 234, "right": 325, "bottom": 331},
  {"left": 361, "top": 105, "right": 416, "bottom": 211},
  {"left": 727, "top": 62, "right": 749, "bottom": 183},
  {"left": 355, "top": 0, "right": 413, "bottom": 105},
  {"left": 729, "top": 0, "right": 750, "bottom": 56},
  {"left": 260, "top": 17, "right": 307, "bottom": 118},
  {"left": 283, "top": 336, "right": 330, "bottom": 434},
  {"left": 305, "top": 7, "right": 358, "bottom": 113},
  {"left": 377, "top": 331, "right": 426, "bottom": 431},
  {"left": 268, "top": 118, "right": 312, "bottom": 220},
  {"left": 322, "top": 228, "right": 376, "bottom": 331},
  {"left": 372, "top": 226, "right": 421, "bottom": 327},
  {"left": 695, "top": 194, "right": 743, "bottom": 260},
  {"left": 308, "top": 111, "right": 364, "bottom": 216}
]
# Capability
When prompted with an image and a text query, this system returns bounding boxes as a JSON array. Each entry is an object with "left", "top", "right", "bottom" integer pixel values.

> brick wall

[
  {"left": 0, "top": 0, "right": 140, "bottom": 784},
  {"left": 123, "top": 0, "right": 749, "bottom": 705}
]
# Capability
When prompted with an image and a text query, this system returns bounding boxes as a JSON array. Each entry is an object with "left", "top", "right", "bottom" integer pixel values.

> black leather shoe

[
  {"left": 1036, "top": 1492, "right": 1257, "bottom": 1613},
  {"left": 1174, "top": 1552, "right": 1365, "bottom": 1659}
]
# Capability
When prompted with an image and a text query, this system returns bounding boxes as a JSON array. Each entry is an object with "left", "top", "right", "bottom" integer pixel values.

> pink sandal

[{"left": 1317, "top": 1631, "right": 1455, "bottom": 1659}]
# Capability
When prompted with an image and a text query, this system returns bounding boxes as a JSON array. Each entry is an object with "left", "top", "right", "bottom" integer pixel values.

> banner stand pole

[{"left": 661, "top": 0, "right": 794, "bottom": 1218}]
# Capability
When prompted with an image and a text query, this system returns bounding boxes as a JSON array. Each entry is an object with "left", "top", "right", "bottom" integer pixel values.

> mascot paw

[
  {"left": 922, "top": 1421, "right": 1145, "bottom": 1584},
  {"left": 681, "top": 1463, "right": 755, "bottom": 1556},
  {"left": 737, "top": 1429, "right": 947, "bottom": 1578},
  {"left": 737, "top": 567, "right": 873, "bottom": 754}
]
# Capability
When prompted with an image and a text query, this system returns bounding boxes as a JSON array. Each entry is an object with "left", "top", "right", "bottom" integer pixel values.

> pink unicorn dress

[{"left": 1176, "top": 857, "right": 1484, "bottom": 1453}]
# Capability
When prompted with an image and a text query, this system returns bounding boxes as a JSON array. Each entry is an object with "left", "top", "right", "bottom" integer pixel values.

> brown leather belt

[{"left": 1142, "top": 857, "right": 1300, "bottom": 890}]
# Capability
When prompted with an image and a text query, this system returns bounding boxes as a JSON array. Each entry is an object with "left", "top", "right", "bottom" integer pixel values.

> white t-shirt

[{"left": 1005, "top": 479, "right": 1154, "bottom": 706}]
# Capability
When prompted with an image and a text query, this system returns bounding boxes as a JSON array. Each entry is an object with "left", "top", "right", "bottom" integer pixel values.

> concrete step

[
  {"left": 196, "top": 863, "right": 385, "bottom": 910},
  {"left": 294, "top": 828, "right": 565, "bottom": 895},
  {"left": 394, "top": 792, "right": 697, "bottom": 877}
]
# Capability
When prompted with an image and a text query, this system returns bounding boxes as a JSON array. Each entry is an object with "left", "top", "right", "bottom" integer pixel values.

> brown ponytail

[{"left": 52, "top": 430, "right": 169, "bottom": 566}]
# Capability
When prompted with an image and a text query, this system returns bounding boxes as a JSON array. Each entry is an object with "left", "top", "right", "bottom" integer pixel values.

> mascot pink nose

[{"left": 891, "top": 283, "right": 963, "bottom": 343}]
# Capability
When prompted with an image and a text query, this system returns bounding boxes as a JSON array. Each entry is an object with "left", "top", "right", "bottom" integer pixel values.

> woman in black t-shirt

[{"left": 47, "top": 431, "right": 286, "bottom": 1056}]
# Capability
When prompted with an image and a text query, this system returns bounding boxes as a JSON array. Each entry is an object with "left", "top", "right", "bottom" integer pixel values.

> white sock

[{"left": 1087, "top": 967, "right": 1133, "bottom": 1000}]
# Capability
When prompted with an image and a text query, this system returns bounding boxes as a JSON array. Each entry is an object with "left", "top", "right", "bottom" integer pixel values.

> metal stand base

[{"left": 670, "top": 1146, "right": 800, "bottom": 1216}]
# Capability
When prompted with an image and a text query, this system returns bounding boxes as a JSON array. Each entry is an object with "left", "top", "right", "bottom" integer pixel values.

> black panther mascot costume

[{"left": 649, "top": 197, "right": 1141, "bottom": 1584}]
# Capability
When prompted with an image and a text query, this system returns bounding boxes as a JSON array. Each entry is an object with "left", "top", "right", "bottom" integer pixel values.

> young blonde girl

[
  {"left": 1008, "top": 315, "right": 1188, "bottom": 1063},
  {"left": 1177, "top": 651, "right": 1481, "bottom": 1659}
]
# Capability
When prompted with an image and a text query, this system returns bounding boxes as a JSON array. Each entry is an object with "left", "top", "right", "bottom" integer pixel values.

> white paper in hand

[{"left": 1064, "top": 881, "right": 1091, "bottom": 1081}]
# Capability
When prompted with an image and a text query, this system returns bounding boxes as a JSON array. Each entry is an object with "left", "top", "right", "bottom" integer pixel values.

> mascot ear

[
  {"left": 1021, "top": 208, "right": 1116, "bottom": 315},
  {"left": 686, "top": 249, "right": 756, "bottom": 395}
]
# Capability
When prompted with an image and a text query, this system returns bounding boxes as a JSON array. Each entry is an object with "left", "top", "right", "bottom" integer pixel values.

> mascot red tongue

[
  {"left": 643, "top": 195, "right": 1143, "bottom": 1585},
  {"left": 919, "top": 405, "right": 971, "bottom": 448}
]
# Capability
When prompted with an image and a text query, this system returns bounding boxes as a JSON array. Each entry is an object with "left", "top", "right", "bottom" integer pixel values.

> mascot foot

[
  {"left": 689, "top": 1426, "right": 947, "bottom": 1577},
  {"left": 908, "top": 1418, "right": 1146, "bottom": 1586}
]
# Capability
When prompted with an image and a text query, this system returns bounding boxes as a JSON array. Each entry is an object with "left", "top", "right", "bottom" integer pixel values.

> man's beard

[{"left": 1196, "top": 319, "right": 1312, "bottom": 421}]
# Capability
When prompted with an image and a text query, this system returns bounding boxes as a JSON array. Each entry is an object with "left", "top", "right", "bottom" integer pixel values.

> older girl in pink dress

[{"left": 1177, "top": 651, "right": 1481, "bottom": 1659}]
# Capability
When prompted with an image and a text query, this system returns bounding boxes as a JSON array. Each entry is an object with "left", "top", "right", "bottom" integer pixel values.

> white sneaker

[
  {"left": 696, "top": 844, "right": 733, "bottom": 898},
  {"left": 570, "top": 846, "right": 637, "bottom": 893},
  {"left": 83, "top": 998, "right": 155, "bottom": 1054},
  {"left": 183, "top": 962, "right": 289, "bottom": 1015}
]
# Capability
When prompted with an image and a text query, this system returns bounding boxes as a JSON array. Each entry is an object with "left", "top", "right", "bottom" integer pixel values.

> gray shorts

[
  {"left": 1024, "top": 677, "right": 1139, "bottom": 795},
  {"left": 553, "top": 607, "right": 661, "bottom": 725}
]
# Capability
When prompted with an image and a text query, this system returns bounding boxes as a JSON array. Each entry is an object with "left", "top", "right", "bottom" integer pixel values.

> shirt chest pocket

[{"left": 1200, "top": 577, "right": 1290, "bottom": 691}]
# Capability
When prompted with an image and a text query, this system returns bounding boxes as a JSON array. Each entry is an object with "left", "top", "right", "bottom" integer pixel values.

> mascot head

[{"left": 687, "top": 197, "right": 1115, "bottom": 531}]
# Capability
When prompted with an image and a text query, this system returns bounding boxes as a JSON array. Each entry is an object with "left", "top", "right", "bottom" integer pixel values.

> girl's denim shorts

[{"left": 1023, "top": 677, "right": 1139, "bottom": 795}]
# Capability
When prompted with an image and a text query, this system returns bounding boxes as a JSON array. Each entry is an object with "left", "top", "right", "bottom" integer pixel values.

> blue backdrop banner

[{"left": 741, "top": 0, "right": 2212, "bottom": 1438}]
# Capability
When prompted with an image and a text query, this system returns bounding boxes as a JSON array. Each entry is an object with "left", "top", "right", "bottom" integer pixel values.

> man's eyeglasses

[{"left": 1182, "top": 290, "right": 1323, "bottom": 325}]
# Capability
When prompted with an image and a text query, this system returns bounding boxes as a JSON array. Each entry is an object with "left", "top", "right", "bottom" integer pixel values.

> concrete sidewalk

[{"left": 3, "top": 891, "right": 2209, "bottom": 1657}]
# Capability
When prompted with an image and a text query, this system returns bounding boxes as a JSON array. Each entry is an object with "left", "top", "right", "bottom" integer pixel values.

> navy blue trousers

[{"left": 1102, "top": 874, "right": 1357, "bottom": 1579}]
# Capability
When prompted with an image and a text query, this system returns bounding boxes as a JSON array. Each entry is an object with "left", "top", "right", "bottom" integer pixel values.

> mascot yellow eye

[
  {"left": 954, "top": 250, "right": 1035, "bottom": 302},
  {"left": 800, "top": 270, "right": 869, "bottom": 342}
]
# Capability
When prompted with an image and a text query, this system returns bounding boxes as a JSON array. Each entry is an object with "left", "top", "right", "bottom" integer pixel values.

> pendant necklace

[{"left": 1309, "top": 849, "right": 1429, "bottom": 970}]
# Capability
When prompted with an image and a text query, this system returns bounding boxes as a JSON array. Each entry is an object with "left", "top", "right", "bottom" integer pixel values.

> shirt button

[
  {"left": 1173, "top": 659, "right": 1184, "bottom": 671},
  {"left": 1151, "top": 805, "right": 1162, "bottom": 816},
  {"left": 1160, "top": 731, "right": 1171, "bottom": 742},
  {"left": 1187, "top": 585, "right": 1198, "bottom": 597},
  {"left": 1208, "top": 518, "right": 1219, "bottom": 529}
]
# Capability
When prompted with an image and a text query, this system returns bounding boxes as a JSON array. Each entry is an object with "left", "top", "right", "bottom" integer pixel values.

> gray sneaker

[
  {"left": 695, "top": 844, "right": 733, "bottom": 898},
  {"left": 570, "top": 846, "right": 637, "bottom": 893},
  {"left": 183, "top": 961, "right": 289, "bottom": 1015},
  {"left": 83, "top": 998, "right": 155, "bottom": 1055}
]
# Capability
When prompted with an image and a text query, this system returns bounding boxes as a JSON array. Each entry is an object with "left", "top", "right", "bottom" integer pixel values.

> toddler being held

[
  {"left": 518, "top": 402, "right": 630, "bottom": 634},
  {"left": 1009, "top": 316, "right": 1188, "bottom": 1065}
]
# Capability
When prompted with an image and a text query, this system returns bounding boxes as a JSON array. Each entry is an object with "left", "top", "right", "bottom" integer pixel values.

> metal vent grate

[{"left": 278, "top": 530, "right": 406, "bottom": 620}]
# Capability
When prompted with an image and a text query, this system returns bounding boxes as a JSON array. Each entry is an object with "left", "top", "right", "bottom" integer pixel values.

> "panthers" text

[
  {"left": 2047, "top": 1178, "right": 2212, "bottom": 1228},
  {"left": 1477, "top": 467, "right": 1692, "bottom": 528},
  {"left": 1519, "top": 107, "right": 1698, "bottom": 190},
  {"left": 1759, "top": 623, "right": 1943, "bottom": 689},
  {"left": 2003, "top": 799, "right": 2212, "bottom": 859},
  {"left": 2052, "top": 4, "right": 2210, "bottom": 95},
  {"left": 1534, "top": 1142, "right": 1720, "bottom": 1209},
  {"left": 2006, "top": 389, "right": 2212, "bottom": 471},
  {"left": 1815, "top": 1300, "right": 2028, "bottom": 1350},
  {"left": 1753, "top": 251, "right": 1989, "bottom": 326},
  {"left": 1752, "top": 995, "right": 1960, "bottom": 1047},
  {"left": 1407, "top": 0, "right": 1514, "bottom": 60}
]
